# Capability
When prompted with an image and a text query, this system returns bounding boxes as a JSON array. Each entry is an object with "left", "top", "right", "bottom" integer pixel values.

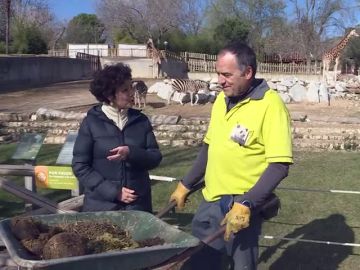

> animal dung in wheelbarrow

[
  {"left": 21, "top": 233, "right": 51, "bottom": 257},
  {"left": 10, "top": 217, "right": 40, "bottom": 240},
  {"left": 9, "top": 217, "right": 165, "bottom": 260},
  {"left": 43, "top": 232, "right": 88, "bottom": 259}
]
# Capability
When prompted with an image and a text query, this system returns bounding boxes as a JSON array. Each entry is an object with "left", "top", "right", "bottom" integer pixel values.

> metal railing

[{"left": 76, "top": 52, "right": 101, "bottom": 72}]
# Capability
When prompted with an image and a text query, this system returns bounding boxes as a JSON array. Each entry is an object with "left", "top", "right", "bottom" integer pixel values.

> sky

[
  {"left": 47, "top": 0, "right": 359, "bottom": 35},
  {"left": 47, "top": 0, "right": 96, "bottom": 21}
]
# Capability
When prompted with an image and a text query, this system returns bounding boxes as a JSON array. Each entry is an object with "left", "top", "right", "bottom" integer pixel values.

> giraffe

[
  {"left": 322, "top": 29, "right": 359, "bottom": 82},
  {"left": 146, "top": 38, "right": 163, "bottom": 78}
]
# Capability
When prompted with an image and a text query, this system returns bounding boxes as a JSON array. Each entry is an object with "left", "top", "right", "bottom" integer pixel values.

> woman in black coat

[{"left": 72, "top": 63, "right": 162, "bottom": 213}]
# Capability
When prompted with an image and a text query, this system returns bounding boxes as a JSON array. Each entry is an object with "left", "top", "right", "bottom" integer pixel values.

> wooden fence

[
  {"left": 185, "top": 59, "right": 321, "bottom": 74},
  {"left": 180, "top": 52, "right": 217, "bottom": 61},
  {"left": 48, "top": 48, "right": 322, "bottom": 75},
  {"left": 165, "top": 51, "right": 321, "bottom": 74},
  {"left": 258, "top": 62, "right": 321, "bottom": 74},
  {"left": 187, "top": 59, "right": 216, "bottom": 72}
]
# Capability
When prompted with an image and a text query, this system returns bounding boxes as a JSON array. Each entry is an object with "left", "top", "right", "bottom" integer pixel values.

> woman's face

[{"left": 112, "top": 79, "right": 135, "bottom": 109}]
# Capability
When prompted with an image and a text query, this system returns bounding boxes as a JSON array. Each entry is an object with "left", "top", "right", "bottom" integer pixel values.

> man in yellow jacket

[{"left": 169, "top": 41, "right": 293, "bottom": 270}]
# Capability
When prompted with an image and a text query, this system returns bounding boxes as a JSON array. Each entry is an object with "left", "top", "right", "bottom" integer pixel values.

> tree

[
  {"left": 11, "top": 0, "right": 54, "bottom": 28},
  {"left": 288, "top": 0, "right": 351, "bottom": 63},
  {"left": 5, "top": 0, "right": 11, "bottom": 54},
  {"left": 344, "top": 32, "right": 360, "bottom": 74},
  {"left": 162, "top": 29, "right": 219, "bottom": 54},
  {"left": 95, "top": 0, "right": 206, "bottom": 45},
  {"left": 0, "top": 0, "right": 55, "bottom": 53},
  {"left": 213, "top": 17, "right": 250, "bottom": 46},
  {"left": 12, "top": 23, "right": 47, "bottom": 54},
  {"left": 0, "top": 1, "right": 5, "bottom": 39},
  {"left": 113, "top": 30, "right": 138, "bottom": 44},
  {"left": 262, "top": 17, "right": 301, "bottom": 62},
  {"left": 177, "top": 0, "right": 209, "bottom": 35},
  {"left": 0, "top": 0, "right": 12, "bottom": 54},
  {"left": 96, "top": 0, "right": 148, "bottom": 43},
  {"left": 206, "top": 0, "right": 285, "bottom": 55},
  {"left": 47, "top": 23, "right": 66, "bottom": 50},
  {"left": 65, "top": 13, "right": 105, "bottom": 44}
]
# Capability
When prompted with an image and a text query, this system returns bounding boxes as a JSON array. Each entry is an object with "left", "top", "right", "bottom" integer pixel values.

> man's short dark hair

[
  {"left": 89, "top": 63, "right": 132, "bottom": 103},
  {"left": 219, "top": 41, "right": 257, "bottom": 77}
]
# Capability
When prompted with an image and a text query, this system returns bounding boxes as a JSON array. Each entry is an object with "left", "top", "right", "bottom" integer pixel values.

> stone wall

[{"left": 0, "top": 109, "right": 360, "bottom": 151}]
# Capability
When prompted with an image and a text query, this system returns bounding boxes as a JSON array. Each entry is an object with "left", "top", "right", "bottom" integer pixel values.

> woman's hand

[
  {"left": 107, "top": 146, "right": 130, "bottom": 161},
  {"left": 118, "top": 187, "right": 138, "bottom": 203}
]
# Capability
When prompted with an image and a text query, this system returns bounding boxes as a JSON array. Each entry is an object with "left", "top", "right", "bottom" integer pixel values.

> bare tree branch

[{"left": 95, "top": 0, "right": 204, "bottom": 44}]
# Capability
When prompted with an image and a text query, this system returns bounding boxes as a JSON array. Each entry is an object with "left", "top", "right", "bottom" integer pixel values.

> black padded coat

[{"left": 72, "top": 105, "right": 162, "bottom": 212}]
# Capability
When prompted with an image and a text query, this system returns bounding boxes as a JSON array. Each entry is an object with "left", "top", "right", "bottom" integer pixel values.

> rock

[
  {"left": 276, "top": 83, "right": 288, "bottom": 92},
  {"left": 335, "top": 83, "right": 346, "bottom": 92},
  {"left": 156, "top": 83, "right": 174, "bottom": 102},
  {"left": 279, "top": 93, "right": 292, "bottom": 103},
  {"left": 318, "top": 83, "right": 330, "bottom": 103},
  {"left": 307, "top": 82, "right": 320, "bottom": 102},
  {"left": 171, "top": 92, "right": 190, "bottom": 104},
  {"left": 148, "top": 82, "right": 165, "bottom": 94},
  {"left": 195, "top": 93, "right": 209, "bottom": 104},
  {"left": 289, "top": 84, "right": 307, "bottom": 102},
  {"left": 267, "top": 81, "right": 277, "bottom": 90}
]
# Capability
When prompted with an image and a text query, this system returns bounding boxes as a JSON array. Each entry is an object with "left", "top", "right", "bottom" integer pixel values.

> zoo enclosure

[{"left": 48, "top": 47, "right": 322, "bottom": 75}]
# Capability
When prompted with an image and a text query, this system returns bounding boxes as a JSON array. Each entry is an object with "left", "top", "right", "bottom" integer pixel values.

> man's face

[{"left": 216, "top": 52, "right": 253, "bottom": 97}]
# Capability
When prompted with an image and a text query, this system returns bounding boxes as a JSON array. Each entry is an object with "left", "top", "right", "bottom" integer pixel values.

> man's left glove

[{"left": 220, "top": 202, "right": 251, "bottom": 241}]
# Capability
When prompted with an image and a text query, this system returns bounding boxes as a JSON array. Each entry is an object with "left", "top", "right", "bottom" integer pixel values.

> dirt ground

[
  {"left": 141, "top": 79, "right": 360, "bottom": 120},
  {"left": 143, "top": 93, "right": 360, "bottom": 120},
  {"left": 0, "top": 78, "right": 359, "bottom": 120}
]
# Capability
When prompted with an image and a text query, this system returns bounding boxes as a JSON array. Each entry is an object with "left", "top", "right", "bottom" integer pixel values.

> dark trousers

[{"left": 189, "top": 199, "right": 263, "bottom": 270}]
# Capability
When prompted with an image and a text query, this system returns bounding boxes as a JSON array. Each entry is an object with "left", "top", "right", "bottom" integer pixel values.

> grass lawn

[{"left": 1, "top": 144, "right": 360, "bottom": 269}]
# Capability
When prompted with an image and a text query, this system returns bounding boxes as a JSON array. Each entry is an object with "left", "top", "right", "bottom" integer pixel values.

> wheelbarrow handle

[
  {"left": 155, "top": 201, "right": 177, "bottom": 218},
  {"left": 155, "top": 180, "right": 205, "bottom": 218},
  {"left": 151, "top": 180, "right": 226, "bottom": 270},
  {"left": 150, "top": 226, "right": 226, "bottom": 270}
]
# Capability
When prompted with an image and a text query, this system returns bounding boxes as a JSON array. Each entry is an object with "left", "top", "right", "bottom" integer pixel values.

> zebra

[
  {"left": 170, "top": 79, "right": 209, "bottom": 105},
  {"left": 132, "top": 80, "right": 148, "bottom": 108}
]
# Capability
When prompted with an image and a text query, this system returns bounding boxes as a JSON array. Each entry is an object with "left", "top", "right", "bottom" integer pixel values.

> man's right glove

[
  {"left": 169, "top": 182, "right": 190, "bottom": 210},
  {"left": 220, "top": 202, "right": 251, "bottom": 241}
]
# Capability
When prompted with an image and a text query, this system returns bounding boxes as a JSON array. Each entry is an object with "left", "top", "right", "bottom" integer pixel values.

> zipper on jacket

[{"left": 119, "top": 130, "right": 127, "bottom": 187}]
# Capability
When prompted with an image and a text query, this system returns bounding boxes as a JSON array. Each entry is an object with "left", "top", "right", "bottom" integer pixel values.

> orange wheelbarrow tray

[{"left": 0, "top": 211, "right": 200, "bottom": 270}]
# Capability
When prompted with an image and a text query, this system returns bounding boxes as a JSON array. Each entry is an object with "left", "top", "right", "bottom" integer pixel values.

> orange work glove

[
  {"left": 220, "top": 202, "right": 251, "bottom": 241},
  {"left": 169, "top": 182, "right": 190, "bottom": 210}
]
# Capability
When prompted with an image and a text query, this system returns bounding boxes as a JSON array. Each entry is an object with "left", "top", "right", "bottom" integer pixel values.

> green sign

[
  {"left": 12, "top": 133, "right": 44, "bottom": 160},
  {"left": 35, "top": 166, "right": 78, "bottom": 190},
  {"left": 56, "top": 131, "right": 78, "bottom": 165}
]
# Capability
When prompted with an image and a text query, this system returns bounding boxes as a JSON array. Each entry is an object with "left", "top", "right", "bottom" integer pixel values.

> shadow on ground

[
  {"left": 259, "top": 214, "right": 355, "bottom": 270},
  {"left": 147, "top": 102, "right": 166, "bottom": 109}
]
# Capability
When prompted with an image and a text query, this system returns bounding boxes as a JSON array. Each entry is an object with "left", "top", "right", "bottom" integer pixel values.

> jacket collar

[
  {"left": 89, "top": 105, "right": 143, "bottom": 128},
  {"left": 224, "top": 78, "right": 270, "bottom": 110}
]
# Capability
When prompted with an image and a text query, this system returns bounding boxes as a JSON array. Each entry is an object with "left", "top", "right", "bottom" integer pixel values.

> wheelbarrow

[
  {"left": 0, "top": 210, "right": 201, "bottom": 270},
  {"left": 0, "top": 179, "right": 224, "bottom": 269}
]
